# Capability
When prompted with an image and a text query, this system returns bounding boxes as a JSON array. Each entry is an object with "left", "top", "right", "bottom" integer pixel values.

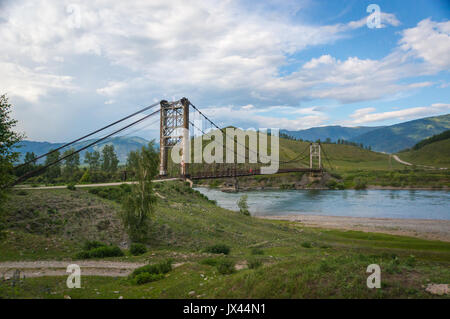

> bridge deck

[{"left": 186, "top": 168, "right": 323, "bottom": 180}]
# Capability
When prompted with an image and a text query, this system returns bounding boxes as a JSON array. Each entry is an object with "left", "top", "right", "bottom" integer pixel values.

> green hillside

[
  {"left": 351, "top": 114, "right": 450, "bottom": 153},
  {"left": 397, "top": 138, "right": 450, "bottom": 168},
  {"left": 1, "top": 183, "right": 449, "bottom": 298}
]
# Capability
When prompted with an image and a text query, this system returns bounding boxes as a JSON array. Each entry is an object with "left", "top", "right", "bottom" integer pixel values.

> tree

[
  {"left": 45, "top": 149, "right": 61, "bottom": 181},
  {"left": 62, "top": 148, "right": 80, "bottom": 180},
  {"left": 0, "top": 94, "right": 24, "bottom": 236},
  {"left": 237, "top": 195, "right": 250, "bottom": 216},
  {"left": 84, "top": 150, "right": 101, "bottom": 170},
  {"left": 120, "top": 141, "right": 159, "bottom": 242},
  {"left": 101, "top": 145, "right": 119, "bottom": 173}
]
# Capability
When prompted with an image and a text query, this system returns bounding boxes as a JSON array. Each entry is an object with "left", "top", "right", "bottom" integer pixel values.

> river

[{"left": 195, "top": 188, "right": 450, "bottom": 220}]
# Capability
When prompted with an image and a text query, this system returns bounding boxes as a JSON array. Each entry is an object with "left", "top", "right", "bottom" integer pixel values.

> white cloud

[
  {"left": 199, "top": 104, "right": 328, "bottom": 131},
  {"left": 0, "top": 62, "right": 73, "bottom": 102},
  {"left": 349, "top": 103, "right": 450, "bottom": 124},
  {"left": 0, "top": 0, "right": 447, "bottom": 141},
  {"left": 399, "top": 19, "right": 450, "bottom": 70}
]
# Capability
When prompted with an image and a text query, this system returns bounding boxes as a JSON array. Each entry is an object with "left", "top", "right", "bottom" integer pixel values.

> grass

[
  {"left": 398, "top": 138, "right": 450, "bottom": 168},
  {"left": 1, "top": 181, "right": 449, "bottom": 298}
]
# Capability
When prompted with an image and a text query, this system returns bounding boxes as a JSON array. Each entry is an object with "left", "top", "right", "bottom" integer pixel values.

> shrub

[
  {"left": 247, "top": 259, "right": 262, "bottom": 269},
  {"left": 250, "top": 248, "right": 264, "bottom": 255},
  {"left": 354, "top": 178, "right": 367, "bottom": 190},
  {"left": 67, "top": 183, "right": 76, "bottom": 191},
  {"left": 216, "top": 259, "right": 235, "bottom": 275},
  {"left": 17, "top": 190, "right": 28, "bottom": 196},
  {"left": 205, "top": 244, "right": 230, "bottom": 255},
  {"left": 130, "top": 260, "right": 173, "bottom": 279},
  {"left": 326, "top": 179, "right": 337, "bottom": 189},
  {"left": 130, "top": 243, "right": 147, "bottom": 256},
  {"left": 301, "top": 242, "right": 312, "bottom": 248},
  {"left": 237, "top": 195, "right": 250, "bottom": 216},
  {"left": 133, "top": 272, "right": 165, "bottom": 285},
  {"left": 199, "top": 258, "right": 220, "bottom": 267},
  {"left": 76, "top": 245, "right": 124, "bottom": 259},
  {"left": 83, "top": 240, "right": 106, "bottom": 251}
]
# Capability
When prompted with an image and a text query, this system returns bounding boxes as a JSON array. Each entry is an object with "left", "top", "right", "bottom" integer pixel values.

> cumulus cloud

[
  {"left": 0, "top": 0, "right": 448, "bottom": 141},
  {"left": 399, "top": 19, "right": 450, "bottom": 70},
  {"left": 349, "top": 103, "right": 450, "bottom": 125}
]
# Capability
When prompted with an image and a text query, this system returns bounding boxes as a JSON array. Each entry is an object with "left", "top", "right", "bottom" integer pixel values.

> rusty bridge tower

[{"left": 159, "top": 98, "right": 190, "bottom": 177}]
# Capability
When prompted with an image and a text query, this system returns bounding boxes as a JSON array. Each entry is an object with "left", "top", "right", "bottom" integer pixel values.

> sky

[{"left": 0, "top": 0, "right": 449, "bottom": 142}]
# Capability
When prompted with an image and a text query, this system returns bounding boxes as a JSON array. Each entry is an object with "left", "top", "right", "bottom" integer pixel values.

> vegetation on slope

[
  {"left": 351, "top": 114, "right": 450, "bottom": 153},
  {"left": 0, "top": 182, "right": 449, "bottom": 299},
  {"left": 397, "top": 136, "right": 450, "bottom": 168}
]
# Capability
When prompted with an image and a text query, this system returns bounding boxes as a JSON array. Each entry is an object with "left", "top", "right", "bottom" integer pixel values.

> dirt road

[
  {"left": 15, "top": 178, "right": 181, "bottom": 190},
  {"left": 0, "top": 260, "right": 185, "bottom": 278}
]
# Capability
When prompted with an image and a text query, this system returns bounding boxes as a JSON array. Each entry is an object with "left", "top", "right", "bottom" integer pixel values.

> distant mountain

[
  {"left": 281, "top": 114, "right": 450, "bottom": 153},
  {"left": 351, "top": 114, "right": 450, "bottom": 153},
  {"left": 14, "top": 136, "right": 152, "bottom": 164},
  {"left": 281, "top": 126, "right": 382, "bottom": 143}
]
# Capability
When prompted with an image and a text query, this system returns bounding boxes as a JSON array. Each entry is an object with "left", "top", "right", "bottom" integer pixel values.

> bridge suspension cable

[
  {"left": 9, "top": 108, "right": 161, "bottom": 187},
  {"left": 319, "top": 143, "right": 335, "bottom": 171},
  {"left": 189, "top": 102, "right": 312, "bottom": 166},
  {"left": 15, "top": 101, "right": 161, "bottom": 170}
]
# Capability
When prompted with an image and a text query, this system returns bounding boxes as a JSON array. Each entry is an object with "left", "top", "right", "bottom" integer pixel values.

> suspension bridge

[{"left": 12, "top": 98, "right": 334, "bottom": 186}]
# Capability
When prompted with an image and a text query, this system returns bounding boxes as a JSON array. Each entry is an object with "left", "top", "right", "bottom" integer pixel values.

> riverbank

[{"left": 258, "top": 215, "right": 450, "bottom": 243}]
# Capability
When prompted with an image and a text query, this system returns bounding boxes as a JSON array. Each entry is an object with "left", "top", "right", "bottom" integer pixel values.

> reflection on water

[{"left": 196, "top": 188, "right": 450, "bottom": 220}]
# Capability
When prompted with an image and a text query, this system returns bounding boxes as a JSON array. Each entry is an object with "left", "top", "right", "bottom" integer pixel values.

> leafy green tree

[
  {"left": 63, "top": 148, "right": 80, "bottom": 180},
  {"left": 121, "top": 141, "right": 159, "bottom": 242},
  {"left": 237, "top": 195, "right": 250, "bottom": 216},
  {"left": 45, "top": 149, "right": 61, "bottom": 181},
  {"left": 0, "top": 94, "right": 24, "bottom": 236},
  {"left": 84, "top": 150, "right": 101, "bottom": 171},
  {"left": 101, "top": 145, "right": 119, "bottom": 173}
]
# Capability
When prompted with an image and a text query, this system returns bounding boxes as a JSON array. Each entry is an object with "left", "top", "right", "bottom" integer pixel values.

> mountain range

[
  {"left": 14, "top": 136, "right": 152, "bottom": 164},
  {"left": 14, "top": 114, "right": 450, "bottom": 163},
  {"left": 282, "top": 113, "right": 450, "bottom": 153}
]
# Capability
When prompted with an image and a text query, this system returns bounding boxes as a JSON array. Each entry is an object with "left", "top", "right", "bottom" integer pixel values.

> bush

[
  {"left": 130, "top": 243, "right": 147, "bottom": 256},
  {"left": 130, "top": 260, "right": 173, "bottom": 279},
  {"left": 247, "top": 259, "right": 262, "bottom": 269},
  {"left": 67, "top": 183, "right": 76, "bottom": 191},
  {"left": 250, "top": 248, "right": 264, "bottom": 255},
  {"left": 354, "top": 178, "right": 367, "bottom": 190},
  {"left": 199, "top": 258, "right": 221, "bottom": 267},
  {"left": 17, "top": 190, "right": 28, "bottom": 196},
  {"left": 133, "top": 272, "right": 165, "bottom": 285},
  {"left": 205, "top": 244, "right": 230, "bottom": 255},
  {"left": 301, "top": 242, "right": 312, "bottom": 248},
  {"left": 216, "top": 259, "right": 235, "bottom": 275},
  {"left": 83, "top": 240, "right": 106, "bottom": 251},
  {"left": 76, "top": 245, "right": 124, "bottom": 259}
]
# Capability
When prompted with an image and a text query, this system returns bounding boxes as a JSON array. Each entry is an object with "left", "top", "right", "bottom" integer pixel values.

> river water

[{"left": 195, "top": 188, "right": 450, "bottom": 220}]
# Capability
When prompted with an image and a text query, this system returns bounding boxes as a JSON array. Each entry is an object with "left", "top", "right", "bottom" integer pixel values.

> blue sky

[{"left": 0, "top": 0, "right": 449, "bottom": 142}]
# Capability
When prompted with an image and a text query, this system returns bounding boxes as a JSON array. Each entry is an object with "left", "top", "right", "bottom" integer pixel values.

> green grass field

[
  {"left": 398, "top": 138, "right": 450, "bottom": 168},
  {"left": 0, "top": 182, "right": 449, "bottom": 299}
]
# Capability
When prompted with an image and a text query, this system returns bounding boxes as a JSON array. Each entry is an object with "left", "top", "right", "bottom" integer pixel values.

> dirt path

[
  {"left": 0, "top": 261, "right": 185, "bottom": 278},
  {"left": 15, "top": 178, "right": 182, "bottom": 190},
  {"left": 392, "top": 155, "right": 413, "bottom": 166},
  {"left": 258, "top": 215, "right": 450, "bottom": 242}
]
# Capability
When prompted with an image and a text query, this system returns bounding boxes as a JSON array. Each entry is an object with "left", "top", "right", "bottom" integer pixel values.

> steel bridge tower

[
  {"left": 159, "top": 98, "right": 190, "bottom": 177},
  {"left": 309, "top": 143, "right": 322, "bottom": 170}
]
